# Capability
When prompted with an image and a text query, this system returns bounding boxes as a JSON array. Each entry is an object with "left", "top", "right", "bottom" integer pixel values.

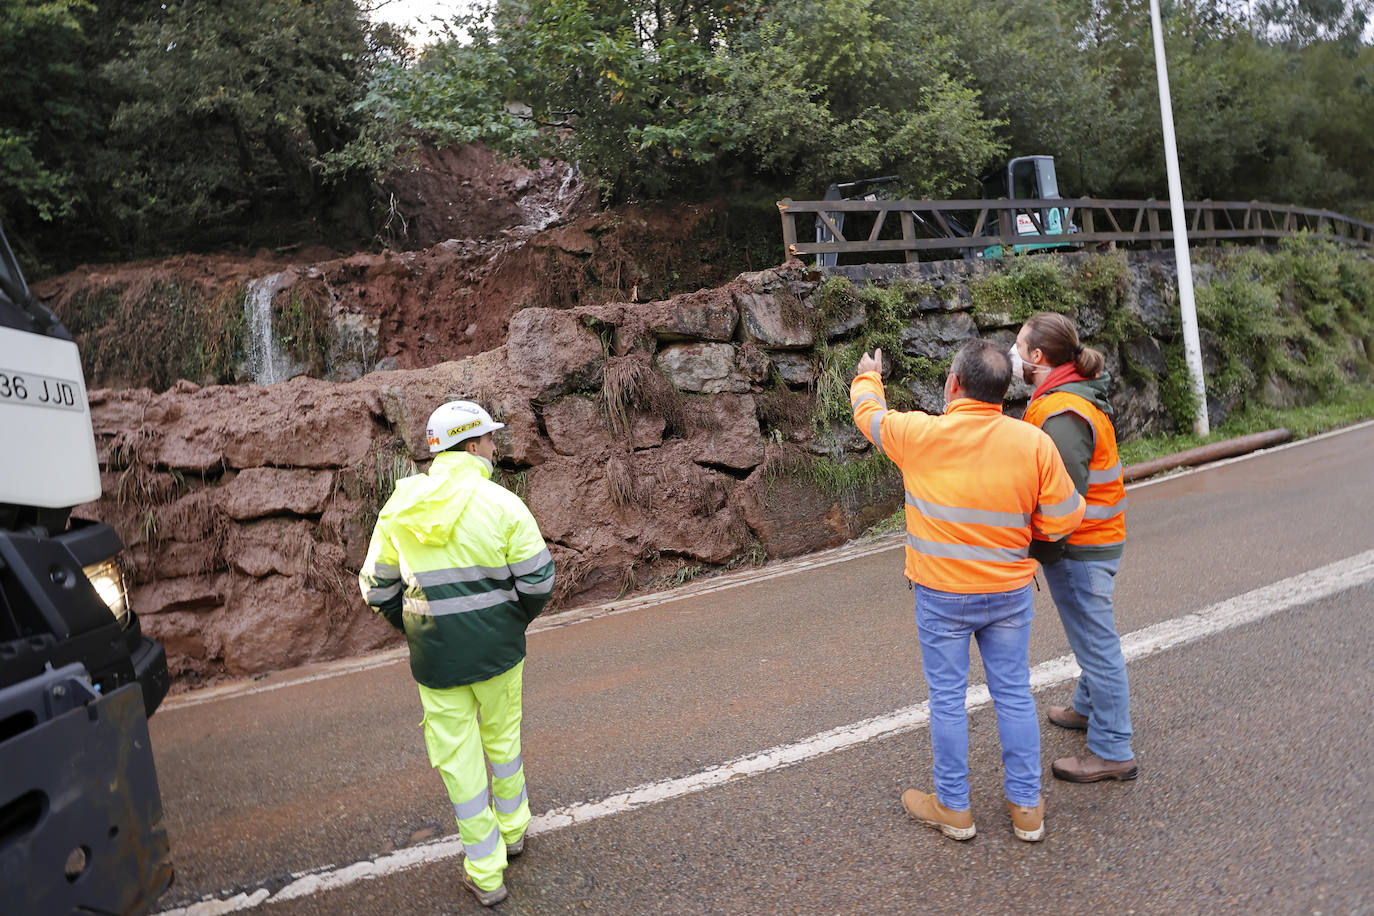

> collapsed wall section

[{"left": 76, "top": 248, "right": 1374, "bottom": 686}]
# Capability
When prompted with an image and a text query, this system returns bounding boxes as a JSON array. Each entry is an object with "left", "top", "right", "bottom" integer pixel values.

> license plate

[{"left": 0, "top": 367, "right": 84, "bottom": 411}]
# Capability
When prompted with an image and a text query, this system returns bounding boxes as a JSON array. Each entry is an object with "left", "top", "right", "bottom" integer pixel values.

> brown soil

[{"left": 34, "top": 143, "right": 781, "bottom": 391}]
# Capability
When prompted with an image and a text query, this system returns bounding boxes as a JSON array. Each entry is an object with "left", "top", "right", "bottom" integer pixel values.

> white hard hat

[{"left": 425, "top": 400, "right": 505, "bottom": 453}]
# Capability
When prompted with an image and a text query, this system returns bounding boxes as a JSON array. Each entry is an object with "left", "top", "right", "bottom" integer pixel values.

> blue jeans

[
  {"left": 914, "top": 584, "right": 1040, "bottom": 810},
  {"left": 1041, "top": 556, "right": 1133, "bottom": 761}
]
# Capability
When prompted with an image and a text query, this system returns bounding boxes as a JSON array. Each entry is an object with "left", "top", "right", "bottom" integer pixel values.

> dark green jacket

[
  {"left": 359, "top": 451, "right": 555, "bottom": 688},
  {"left": 1034, "top": 374, "right": 1124, "bottom": 561}
]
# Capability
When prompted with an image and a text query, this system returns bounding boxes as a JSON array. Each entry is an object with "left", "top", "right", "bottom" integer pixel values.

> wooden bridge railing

[{"left": 776, "top": 196, "right": 1374, "bottom": 264}]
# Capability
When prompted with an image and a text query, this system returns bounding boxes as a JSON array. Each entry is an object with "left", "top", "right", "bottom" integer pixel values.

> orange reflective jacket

[
  {"left": 1023, "top": 388, "right": 1127, "bottom": 554},
  {"left": 851, "top": 372, "right": 1085, "bottom": 594}
]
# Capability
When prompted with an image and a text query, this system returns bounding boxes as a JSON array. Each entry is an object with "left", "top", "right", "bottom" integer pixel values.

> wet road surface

[{"left": 150, "top": 422, "right": 1374, "bottom": 914}]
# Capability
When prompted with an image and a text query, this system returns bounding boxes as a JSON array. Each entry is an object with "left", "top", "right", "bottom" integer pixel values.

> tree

[
  {"left": 93, "top": 0, "right": 392, "bottom": 250},
  {"left": 0, "top": 0, "right": 95, "bottom": 241}
]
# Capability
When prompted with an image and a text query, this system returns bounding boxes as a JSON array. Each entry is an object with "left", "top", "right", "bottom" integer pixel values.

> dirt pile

[
  {"left": 34, "top": 144, "right": 778, "bottom": 392},
  {"left": 77, "top": 262, "right": 906, "bottom": 688}
]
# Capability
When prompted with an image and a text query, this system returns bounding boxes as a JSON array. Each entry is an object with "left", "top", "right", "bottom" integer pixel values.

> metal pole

[{"left": 1150, "top": 0, "right": 1209, "bottom": 435}]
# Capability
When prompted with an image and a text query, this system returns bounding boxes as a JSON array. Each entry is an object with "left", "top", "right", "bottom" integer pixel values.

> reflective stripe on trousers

[{"left": 417, "top": 660, "right": 530, "bottom": 891}]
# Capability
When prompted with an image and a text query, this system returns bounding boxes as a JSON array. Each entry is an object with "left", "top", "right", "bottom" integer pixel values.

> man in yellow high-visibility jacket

[
  {"left": 360, "top": 400, "right": 555, "bottom": 907},
  {"left": 852, "top": 339, "right": 1084, "bottom": 844}
]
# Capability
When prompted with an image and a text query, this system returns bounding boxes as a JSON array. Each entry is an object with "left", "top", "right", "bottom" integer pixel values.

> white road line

[
  {"left": 162, "top": 417, "right": 1374, "bottom": 712},
  {"left": 158, "top": 548, "right": 1374, "bottom": 914}
]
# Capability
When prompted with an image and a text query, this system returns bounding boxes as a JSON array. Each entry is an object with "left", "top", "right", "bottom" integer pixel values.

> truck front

[{"left": 0, "top": 223, "right": 174, "bottom": 915}]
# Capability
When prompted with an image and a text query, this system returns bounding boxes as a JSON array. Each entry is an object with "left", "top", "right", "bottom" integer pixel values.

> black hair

[{"left": 950, "top": 338, "right": 1012, "bottom": 404}]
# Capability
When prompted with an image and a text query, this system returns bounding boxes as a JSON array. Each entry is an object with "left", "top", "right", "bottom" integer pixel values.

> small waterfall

[{"left": 244, "top": 273, "right": 294, "bottom": 385}]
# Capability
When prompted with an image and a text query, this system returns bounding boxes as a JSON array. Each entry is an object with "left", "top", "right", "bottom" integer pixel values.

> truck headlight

[{"left": 82, "top": 558, "right": 130, "bottom": 626}]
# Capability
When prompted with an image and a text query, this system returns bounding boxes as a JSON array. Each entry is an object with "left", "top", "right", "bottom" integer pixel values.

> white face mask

[
  {"left": 1009, "top": 343, "right": 1049, "bottom": 385},
  {"left": 475, "top": 454, "right": 494, "bottom": 476}
]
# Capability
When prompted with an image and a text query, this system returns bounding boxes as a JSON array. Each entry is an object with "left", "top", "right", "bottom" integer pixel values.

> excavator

[{"left": 814, "top": 155, "right": 1077, "bottom": 266}]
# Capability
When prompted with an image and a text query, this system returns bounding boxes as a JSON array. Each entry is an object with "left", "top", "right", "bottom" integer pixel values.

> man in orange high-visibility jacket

[{"left": 852, "top": 339, "right": 1084, "bottom": 844}]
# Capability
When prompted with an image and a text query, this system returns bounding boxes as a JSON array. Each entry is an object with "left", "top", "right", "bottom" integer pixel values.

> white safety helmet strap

[{"left": 425, "top": 400, "right": 505, "bottom": 453}]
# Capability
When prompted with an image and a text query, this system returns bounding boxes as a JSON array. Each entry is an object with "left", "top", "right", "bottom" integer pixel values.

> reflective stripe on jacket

[
  {"left": 359, "top": 450, "right": 555, "bottom": 688},
  {"left": 1023, "top": 387, "right": 1126, "bottom": 557},
  {"left": 851, "top": 372, "right": 1085, "bottom": 593}
]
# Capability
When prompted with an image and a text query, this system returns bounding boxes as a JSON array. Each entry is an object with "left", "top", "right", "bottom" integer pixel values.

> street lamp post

[{"left": 1150, "top": 0, "right": 1210, "bottom": 435}]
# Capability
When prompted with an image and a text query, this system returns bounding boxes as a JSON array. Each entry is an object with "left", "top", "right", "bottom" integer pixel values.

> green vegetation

[
  {"left": 970, "top": 254, "right": 1080, "bottom": 324},
  {"left": 1119, "top": 385, "right": 1374, "bottom": 466},
  {"left": 273, "top": 286, "right": 336, "bottom": 377},
  {"left": 6, "top": 1, "right": 1374, "bottom": 270},
  {"left": 60, "top": 280, "right": 247, "bottom": 390},
  {"left": 811, "top": 276, "right": 928, "bottom": 439},
  {"left": 1191, "top": 237, "right": 1374, "bottom": 413}
]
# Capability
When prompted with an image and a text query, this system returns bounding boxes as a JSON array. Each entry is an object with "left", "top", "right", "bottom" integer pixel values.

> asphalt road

[{"left": 149, "top": 422, "right": 1374, "bottom": 915}]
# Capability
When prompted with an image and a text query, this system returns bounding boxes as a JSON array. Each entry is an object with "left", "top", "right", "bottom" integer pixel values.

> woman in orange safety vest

[{"left": 1015, "top": 312, "right": 1138, "bottom": 784}]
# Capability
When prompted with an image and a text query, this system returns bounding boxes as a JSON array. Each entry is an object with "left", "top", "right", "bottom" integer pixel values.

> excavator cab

[
  {"left": 978, "top": 155, "right": 1075, "bottom": 257},
  {"left": 809, "top": 155, "right": 1074, "bottom": 266}
]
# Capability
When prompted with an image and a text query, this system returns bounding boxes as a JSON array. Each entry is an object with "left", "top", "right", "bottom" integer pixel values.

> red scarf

[{"left": 1030, "top": 362, "right": 1090, "bottom": 402}]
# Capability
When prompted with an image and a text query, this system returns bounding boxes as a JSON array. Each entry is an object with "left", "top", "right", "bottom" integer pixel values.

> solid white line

[{"left": 157, "top": 548, "right": 1374, "bottom": 914}]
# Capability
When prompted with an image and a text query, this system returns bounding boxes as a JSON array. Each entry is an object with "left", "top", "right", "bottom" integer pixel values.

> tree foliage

[{"left": 3, "top": 0, "right": 1374, "bottom": 269}]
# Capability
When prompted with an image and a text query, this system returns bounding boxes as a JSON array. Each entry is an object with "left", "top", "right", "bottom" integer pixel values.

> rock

[
  {"left": 683, "top": 394, "right": 764, "bottom": 471},
  {"left": 230, "top": 519, "right": 318, "bottom": 577},
  {"left": 132, "top": 574, "right": 229, "bottom": 617},
  {"left": 219, "top": 379, "right": 381, "bottom": 468},
  {"left": 372, "top": 349, "right": 518, "bottom": 460},
  {"left": 640, "top": 287, "right": 739, "bottom": 342},
  {"left": 543, "top": 396, "right": 616, "bottom": 456},
  {"left": 736, "top": 344, "right": 772, "bottom": 384},
  {"left": 319, "top": 491, "right": 373, "bottom": 571},
  {"left": 769, "top": 351, "right": 816, "bottom": 386},
  {"left": 824, "top": 297, "right": 867, "bottom": 339},
  {"left": 152, "top": 541, "right": 224, "bottom": 579},
  {"left": 900, "top": 311, "right": 978, "bottom": 360},
  {"left": 535, "top": 225, "right": 598, "bottom": 255},
  {"left": 1126, "top": 258, "right": 1178, "bottom": 336},
  {"left": 732, "top": 450, "right": 901, "bottom": 558},
  {"left": 218, "top": 575, "right": 327, "bottom": 675},
  {"left": 157, "top": 435, "right": 225, "bottom": 474},
  {"left": 328, "top": 311, "right": 382, "bottom": 383},
  {"left": 140, "top": 610, "right": 216, "bottom": 676},
  {"left": 157, "top": 490, "right": 225, "bottom": 542},
  {"left": 904, "top": 375, "right": 947, "bottom": 415},
  {"left": 656, "top": 343, "right": 750, "bottom": 394},
  {"left": 506, "top": 308, "right": 606, "bottom": 398},
  {"left": 629, "top": 413, "right": 666, "bottom": 449},
  {"left": 736, "top": 291, "right": 815, "bottom": 348},
  {"left": 918, "top": 282, "right": 971, "bottom": 312},
  {"left": 1124, "top": 334, "right": 1166, "bottom": 376},
  {"left": 221, "top": 468, "right": 337, "bottom": 520}
]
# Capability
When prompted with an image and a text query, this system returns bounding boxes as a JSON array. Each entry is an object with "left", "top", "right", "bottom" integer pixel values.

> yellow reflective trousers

[{"left": 418, "top": 660, "right": 531, "bottom": 891}]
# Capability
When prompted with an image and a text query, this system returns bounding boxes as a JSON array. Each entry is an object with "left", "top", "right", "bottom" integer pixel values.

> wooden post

[
  {"left": 1147, "top": 207, "right": 1162, "bottom": 251},
  {"left": 778, "top": 200, "right": 798, "bottom": 264},
  {"left": 900, "top": 210, "right": 917, "bottom": 264},
  {"left": 1203, "top": 202, "right": 1215, "bottom": 247}
]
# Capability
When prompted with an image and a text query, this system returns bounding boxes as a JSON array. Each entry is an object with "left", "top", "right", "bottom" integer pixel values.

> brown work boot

[
  {"left": 461, "top": 872, "right": 508, "bottom": 907},
  {"left": 901, "top": 789, "right": 976, "bottom": 841},
  {"left": 1047, "top": 704, "right": 1089, "bottom": 730},
  {"left": 505, "top": 833, "right": 525, "bottom": 857},
  {"left": 1006, "top": 799, "right": 1045, "bottom": 842},
  {"left": 1052, "top": 750, "right": 1139, "bottom": 783}
]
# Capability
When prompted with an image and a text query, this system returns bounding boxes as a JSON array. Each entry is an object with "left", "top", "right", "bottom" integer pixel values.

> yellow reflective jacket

[{"left": 359, "top": 451, "right": 555, "bottom": 688}]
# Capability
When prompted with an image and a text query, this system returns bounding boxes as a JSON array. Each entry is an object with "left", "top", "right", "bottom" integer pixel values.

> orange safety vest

[
  {"left": 850, "top": 372, "right": 1085, "bottom": 594},
  {"left": 1023, "top": 389, "right": 1127, "bottom": 551}
]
